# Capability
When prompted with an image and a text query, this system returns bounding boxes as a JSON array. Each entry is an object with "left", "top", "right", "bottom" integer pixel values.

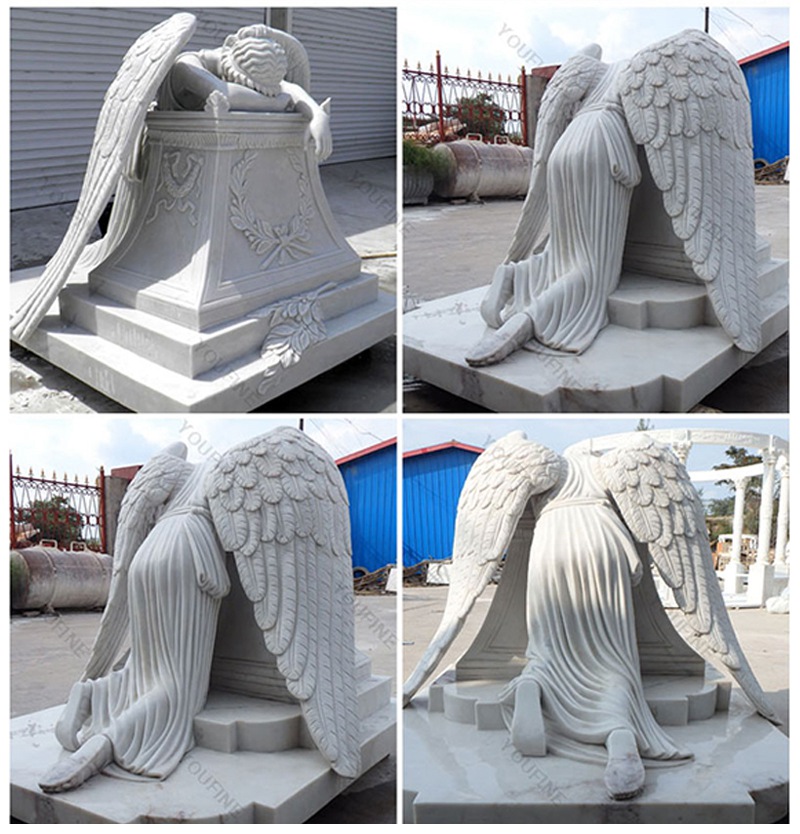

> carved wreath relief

[{"left": 229, "top": 149, "right": 314, "bottom": 268}]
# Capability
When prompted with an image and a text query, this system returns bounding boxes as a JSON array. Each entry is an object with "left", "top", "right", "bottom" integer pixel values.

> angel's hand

[{"left": 308, "top": 110, "right": 332, "bottom": 161}]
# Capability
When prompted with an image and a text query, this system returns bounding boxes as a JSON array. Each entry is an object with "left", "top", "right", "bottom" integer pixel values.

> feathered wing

[
  {"left": 10, "top": 13, "right": 197, "bottom": 343},
  {"left": 82, "top": 442, "right": 190, "bottom": 681},
  {"left": 594, "top": 437, "right": 779, "bottom": 723},
  {"left": 403, "top": 432, "right": 564, "bottom": 705},
  {"left": 619, "top": 29, "right": 760, "bottom": 352},
  {"left": 505, "top": 51, "right": 607, "bottom": 263},
  {"left": 206, "top": 428, "right": 360, "bottom": 778},
  {"left": 263, "top": 26, "right": 311, "bottom": 90}
]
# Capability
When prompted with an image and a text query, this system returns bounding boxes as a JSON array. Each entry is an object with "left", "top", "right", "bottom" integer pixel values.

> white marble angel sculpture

[
  {"left": 10, "top": 13, "right": 332, "bottom": 342},
  {"left": 403, "top": 432, "right": 778, "bottom": 800},
  {"left": 39, "top": 427, "right": 360, "bottom": 793},
  {"left": 466, "top": 30, "right": 760, "bottom": 366}
]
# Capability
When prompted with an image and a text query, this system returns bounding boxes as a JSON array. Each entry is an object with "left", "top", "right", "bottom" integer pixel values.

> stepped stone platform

[
  {"left": 404, "top": 679, "right": 787, "bottom": 823},
  {"left": 403, "top": 240, "right": 788, "bottom": 413},
  {"left": 11, "top": 657, "right": 394, "bottom": 823},
  {"left": 11, "top": 266, "right": 394, "bottom": 413}
]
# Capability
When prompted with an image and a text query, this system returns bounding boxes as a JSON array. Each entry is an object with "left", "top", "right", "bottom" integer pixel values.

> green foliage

[
  {"left": 635, "top": 419, "right": 654, "bottom": 432},
  {"left": 18, "top": 497, "right": 83, "bottom": 547},
  {"left": 447, "top": 93, "right": 506, "bottom": 140},
  {"left": 402, "top": 138, "right": 452, "bottom": 178},
  {"left": 711, "top": 446, "right": 778, "bottom": 543}
]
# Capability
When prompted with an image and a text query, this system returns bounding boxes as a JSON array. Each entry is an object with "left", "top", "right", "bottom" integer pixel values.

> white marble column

[
  {"left": 774, "top": 460, "right": 789, "bottom": 571},
  {"left": 724, "top": 476, "right": 749, "bottom": 595},
  {"left": 756, "top": 447, "right": 778, "bottom": 565},
  {"left": 748, "top": 445, "right": 778, "bottom": 605}
]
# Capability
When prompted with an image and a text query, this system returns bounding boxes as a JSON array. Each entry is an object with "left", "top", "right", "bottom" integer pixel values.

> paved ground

[
  {"left": 10, "top": 592, "right": 398, "bottom": 823},
  {"left": 403, "top": 184, "right": 789, "bottom": 413},
  {"left": 403, "top": 584, "right": 789, "bottom": 733},
  {"left": 10, "top": 158, "right": 398, "bottom": 414}
]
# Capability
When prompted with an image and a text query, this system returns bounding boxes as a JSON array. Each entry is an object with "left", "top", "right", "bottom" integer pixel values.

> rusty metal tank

[
  {"left": 433, "top": 139, "right": 533, "bottom": 200},
  {"left": 10, "top": 547, "right": 112, "bottom": 611}
]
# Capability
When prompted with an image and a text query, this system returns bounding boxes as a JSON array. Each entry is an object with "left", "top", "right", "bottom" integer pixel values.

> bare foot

[
  {"left": 465, "top": 312, "right": 534, "bottom": 367},
  {"left": 39, "top": 734, "right": 113, "bottom": 793},
  {"left": 604, "top": 728, "right": 645, "bottom": 800},
  {"left": 510, "top": 678, "right": 546, "bottom": 756},
  {"left": 55, "top": 681, "right": 92, "bottom": 752}
]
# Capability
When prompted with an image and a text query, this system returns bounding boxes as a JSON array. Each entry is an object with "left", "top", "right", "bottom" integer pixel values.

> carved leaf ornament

[{"left": 230, "top": 149, "right": 314, "bottom": 268}]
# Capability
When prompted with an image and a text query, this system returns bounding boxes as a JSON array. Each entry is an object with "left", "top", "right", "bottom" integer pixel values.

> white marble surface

[
  {"left": 472, "top": 30, "right": 761, "bottom": 366},
  {"left": 404, "top": 266, "right": 787, "bottom": 412},
  {"left": 11, "top": 699, "right": 395, "bottom": 823},
  {"left": 10, "top": 17, "right": 396, "bottom": 411},
  {"left": 404, "top": 689, "right": 787, "bottom": 823},
  {"left": 11, "top": 266, "right": 394, "bottom": 412}
]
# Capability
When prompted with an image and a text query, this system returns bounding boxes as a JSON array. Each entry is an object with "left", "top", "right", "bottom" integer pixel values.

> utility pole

[
  {"left": 298, "top": 418, "right": 305, "bottom": 432},
  {"left": 704, "top": 7, "right": 710, "bottom": 34}
]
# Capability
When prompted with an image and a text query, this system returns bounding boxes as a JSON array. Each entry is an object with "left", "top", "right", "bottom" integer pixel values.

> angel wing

[
  {"left": 618, "top": 29, "right": 760, "bottom": 352},
  {"left": 206, "top": 428, "right": 360, "bottom": 778},
  {"left": 505, "top": 47, "right": 608, "bottom": 263},
  {"left": 403, "top": 432, "right": 564, "bottom": 705},
  {"left": 10, "top": 13, "right": 197, "bottom": 343},
  {"left": 263, "top": 26, "right": 311, "bottom": 90},
  {"left": 82, "top": 442, "right": 191, "bottom": 681},
  {"left": 594, "top": 437, "right": 779, "bottom": 723}
]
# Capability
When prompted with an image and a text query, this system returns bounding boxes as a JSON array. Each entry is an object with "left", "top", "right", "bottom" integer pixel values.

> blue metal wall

[
  {"left": 403, "top": 446, "right": 481, "bottom": 567},
  {"left": 338, "top": 443, "right": 396, "bottom": 574},
  {"left": 741, "top": 46, "right": 789, "bottom": 164}
]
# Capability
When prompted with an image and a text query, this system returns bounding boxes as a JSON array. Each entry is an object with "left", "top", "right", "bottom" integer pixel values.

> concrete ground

[
  {"left": 403, "top": 584, "right": 789, "bottom": 733},
  {"left": 10, "top": 592, "right": 398, "bottom": 823},
  {"left": 10, "top": 158, "right": 398, "bottom": 414},
  {"left": 403, "top": 184, "right": 789, "bottom": 413}
]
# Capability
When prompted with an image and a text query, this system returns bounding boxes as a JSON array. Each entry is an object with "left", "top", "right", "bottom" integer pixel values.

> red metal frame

[
  {"left": 10, "top": 456, "right": 107, "bottom": 553},
  {"left": 403, "top": 53, "right": 528, "bottom": 145}
]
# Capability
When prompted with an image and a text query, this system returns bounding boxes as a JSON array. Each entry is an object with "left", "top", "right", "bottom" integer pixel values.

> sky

[
  {"left": 9, "top": 416, "right": 397, "bottom": 481},
  {"left": 402, "top": 416, "right": 789, "bottom": 499},
  {"left": 402, "top": 5, "right": 789, "bottom": 77}
]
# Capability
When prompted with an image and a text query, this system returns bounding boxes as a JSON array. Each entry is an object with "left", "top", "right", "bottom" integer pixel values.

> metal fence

[
  {"left": 403, "top": 52, "right": 528, "bottom": 146},
  {"left": 10, "top": 455, "right": 106, "bottom": 552}
]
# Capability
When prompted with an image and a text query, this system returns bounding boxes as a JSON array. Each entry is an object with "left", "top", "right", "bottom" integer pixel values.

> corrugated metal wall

[
  {"left": 339, "top": 443, "right": 397, "bottom": 574},
  {"left": 291, "top": 7, "right": 396, "bottom": 164},
  {"left": 402, "top": 447, "right": 481, "bottom": 567},
  {"left": 741, "top": 46, "right": 789, "bottom": 164},
  {"left": 10, "top": 6, "right": 396, "bottom": 211}
]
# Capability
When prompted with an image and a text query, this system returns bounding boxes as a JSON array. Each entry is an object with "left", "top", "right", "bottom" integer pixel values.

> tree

[
  {"left": 635, "top": 419, "right": 654, "bottom": 431},
  {"left": 18, "top": 496, "right": 83, "bottom": 547},
  {"left": 708, "top": 446, "right": 778, "bottom": 544},
  {"left": 448, "top": 93, "right": 505, "bottom": 140}
]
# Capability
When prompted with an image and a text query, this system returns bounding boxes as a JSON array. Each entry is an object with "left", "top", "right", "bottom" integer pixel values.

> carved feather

[
  {"left": 403, "top": 432, "right": 565, "bottom": 705},
  {"left": 595, "top": 437, "right": 779, "bottom": 724},
  {"left": 619, "top": 29, "right": 760, "bottom": 352},
  {"left": 206, "top": 427, "right": 361, "bottom": 777},
  {"left": 82, "top": 442, "right": 191, "bottom": 681},
  {"left": 10, "top": 13, "right": 197, "bottom": 343}
]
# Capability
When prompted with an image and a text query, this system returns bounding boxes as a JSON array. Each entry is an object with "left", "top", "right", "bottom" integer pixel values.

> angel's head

[{"left": 220, "top": 25, "right": 288, "bottom": 97}]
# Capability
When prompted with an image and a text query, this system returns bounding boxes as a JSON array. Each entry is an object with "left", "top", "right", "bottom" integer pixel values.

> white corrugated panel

[
  {"left": 14, "top": 7, "right": 406, "bottom": 211},
  {"left": 11, "top": 7, "right": 267, "bottom": 209},
  {"left": 289, "top": 7, "right": 396, "bottom": 164}
]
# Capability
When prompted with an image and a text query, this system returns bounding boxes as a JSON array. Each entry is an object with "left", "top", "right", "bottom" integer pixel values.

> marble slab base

[
  {"left": 404, "top": 690, "right": 787, "bottom": 823},
  {"left": 11, "top": 696, "right": 395, "bottom": 823},
  {"left": 11, "top": 267, "right": 395, "bottom": 412},
  {"left": 403, "top": 266, "right": 788, "bottom": 412}
]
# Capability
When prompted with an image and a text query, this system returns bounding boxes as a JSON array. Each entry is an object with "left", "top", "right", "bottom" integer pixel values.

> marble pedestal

[
  {"left": 404, "top": 685, "right": 787, "bottom": 823},
  {"left": 404, "top": 240, "right": 787, "bottom": 412},
  {"left": 10, "top": 112, "right": 395, "bottom": 412},
  {"left": 11, "top": 642, "right": 394, "bottom": 823}
]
